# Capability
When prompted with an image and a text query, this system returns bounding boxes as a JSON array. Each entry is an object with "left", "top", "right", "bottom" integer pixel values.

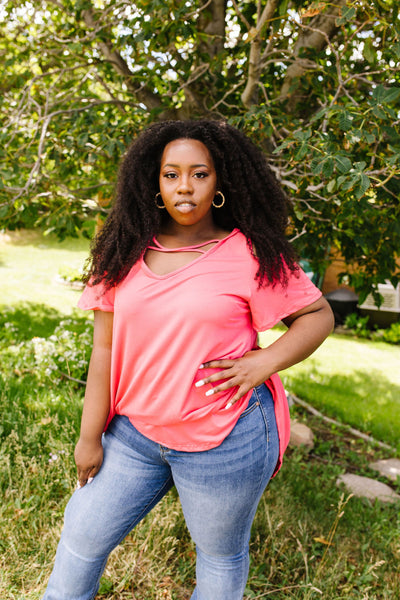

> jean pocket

[{"left": 238, "top": 399, "right": 260, "bottom": 419}]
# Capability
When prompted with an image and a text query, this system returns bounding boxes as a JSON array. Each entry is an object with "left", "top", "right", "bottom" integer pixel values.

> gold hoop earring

[
  {"left": 212, "top": 191, "right": 225, "bottom": 208},
  {"left": 155, "top": 192, "right": 166, "bottom": 209}
]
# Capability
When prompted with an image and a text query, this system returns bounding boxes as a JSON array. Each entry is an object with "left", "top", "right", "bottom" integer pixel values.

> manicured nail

[
  {"left": 205, "top": 389, "right": 214, "bottom": 396},
  {"left": 224, "top": 402, "right": 233, "bottom": 410},
  {"left": 87, "top": 477, "right": 94, "bottom": 484},
  {"left": 195, "top": 380, "right": 205, "bottom": 388}
]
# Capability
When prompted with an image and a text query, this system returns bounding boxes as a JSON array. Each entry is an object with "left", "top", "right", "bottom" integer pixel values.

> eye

[
  {"left": 193, "top": 172, "right": 208, "bottom": 179},
  {"left": 163, "top": 172, "right": 178, "bottom": 179}
]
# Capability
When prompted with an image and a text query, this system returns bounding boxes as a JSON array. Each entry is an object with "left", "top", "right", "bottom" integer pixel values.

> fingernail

[
  {"left": 87, "top": 477, "right": 94, "bottom": 484},
  {"left": 76, "top": 480, "right": 81, "bottom": 489},
  {"left": 195, "top": 380, "right": 205, "bottom": 387},
  {"left": 205, "top": 389, "right": 214, "bottom": 396},
  {"left": 224, "top": 402, "right": 233, "bottom": 410}
]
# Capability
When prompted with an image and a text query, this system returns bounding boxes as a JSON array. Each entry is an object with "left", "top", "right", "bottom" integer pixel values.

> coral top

[{"left": 78, "top": 229, "right": 321, "bottom": 471}]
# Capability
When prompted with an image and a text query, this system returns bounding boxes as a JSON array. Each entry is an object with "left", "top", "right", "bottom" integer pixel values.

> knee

[
  {"left": 197, "top": 543, "right": 249, "bottom": 564},
  {"left": 195, "top": 544, "right": 250, "bottom": 600},
  {"left": 61, "top": 492, "right": 109, "bottom": 559}
]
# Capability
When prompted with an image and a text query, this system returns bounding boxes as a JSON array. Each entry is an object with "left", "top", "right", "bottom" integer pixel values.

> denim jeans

[{"left": 43, "top": 383, "right": 279, "bottom": 600}]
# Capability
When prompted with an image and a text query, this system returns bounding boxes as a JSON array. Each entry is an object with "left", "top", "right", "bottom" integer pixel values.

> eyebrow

[{"left": 162, "top": 163, "right": 210, "bottom": 169}]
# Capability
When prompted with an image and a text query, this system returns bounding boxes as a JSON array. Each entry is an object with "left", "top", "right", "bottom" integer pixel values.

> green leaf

[
  {"left": 311, "top": 157, "right": 323, "bottom": 176},
  {"left": 363, "top": 132, "right": 376, "bottom": 143},
  {"left": 372, "top": 84, "right": 386, "bottom": 104},
  {"left": 354, "top": 161, "right": 367, "bottom": 172},
  {"left": 336, "top": 6, "right": 356, "bottom": 25},
  {"left": 322, "top": 157, "right": 334, "bottom": 178},
  {"left": 382, "top": 87, "right": 400, "bottom": 103},
  {"left": 338, "top": 111, "right": 354, "bottom": 131},
  {"left": 327, "top": 179, "right": 336, "bottom": 193},
  {"left": 295, "top": 142, "right": 309, "bottom": 160},
  {"left": 363, "top": 38, "right": 376, "bottom": 64},
  {"left": 335, "top": 156, "right": 352, "bottom": 174},
  {"left": 393, "top": 42, "right": 400, "bottom": 59},
  {"left": 294, "top": 207, "right": 304, "bottom": 221},
  {"left": 372, "top": 105, "right": 387, "bottom": 119},
  {"left": 355, "top": 173, "right": 371, "bottom": 199}
]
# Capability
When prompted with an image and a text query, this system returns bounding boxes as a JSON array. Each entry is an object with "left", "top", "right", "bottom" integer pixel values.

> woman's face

[{"left": 158, "top": 138, "right": 218, "bottom": 229}]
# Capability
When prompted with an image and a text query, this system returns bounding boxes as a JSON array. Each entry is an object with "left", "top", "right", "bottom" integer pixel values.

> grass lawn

[
  {"left": 0, "top": 229, "right": 89, "bottom": 313},
  {"left": 259, "top": 329, "right": 400, "bottom": 451}
]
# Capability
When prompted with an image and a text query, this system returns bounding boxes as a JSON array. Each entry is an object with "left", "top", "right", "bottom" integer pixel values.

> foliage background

[{"left": 1, "top": 0, "right": 399, "bottom": 301}]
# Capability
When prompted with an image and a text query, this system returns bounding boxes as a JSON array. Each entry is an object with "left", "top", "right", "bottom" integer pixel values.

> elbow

[{"left": 319, "top": 297, "right": 335, "bottom": 336}]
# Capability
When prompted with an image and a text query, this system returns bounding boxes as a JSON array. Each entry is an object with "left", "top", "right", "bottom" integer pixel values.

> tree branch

[
  {"left": 230, "top": 0, "right": 251, "bottom": 30},
  {"left": 279, "top": 0, "right": 347, "bottom": 111},
  {"left": 241, "top": 0, "right": 280, "bottom": 108},
  {"left": 81, "top": 4, "right": 171, "bottom": 115},
  {"left": 290, "top": 393, "right": 397, "bottom": 452},
  {"left": 197, "top": 0, "right": 226, "bottom": 56}
]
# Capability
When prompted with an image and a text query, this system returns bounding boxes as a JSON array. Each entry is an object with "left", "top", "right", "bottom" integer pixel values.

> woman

[{"left": 43, "top": 120, "right": 334, "bottom": 600}]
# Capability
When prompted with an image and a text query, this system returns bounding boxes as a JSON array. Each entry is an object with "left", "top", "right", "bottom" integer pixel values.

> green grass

[
  {"left": 0, "top": 229, "right": 89, "bottom": 313},
  {"left": 1, "top": 363, "right": 399, "bottom": 599},
  {"left": 259, "top": 329, "right": 400, "bottom": 451},
  {"left": 1, "top": 230, "right": 400, "bottom": 599}
]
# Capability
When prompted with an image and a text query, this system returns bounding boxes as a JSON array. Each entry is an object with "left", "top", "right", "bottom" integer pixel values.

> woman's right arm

[{"left": 74, "top": 310, "right": 114, "bottom": 488}]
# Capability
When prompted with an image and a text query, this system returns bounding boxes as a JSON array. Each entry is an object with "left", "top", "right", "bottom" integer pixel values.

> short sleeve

[
  {"left": 77, "top": 280, "right": 115, "bottom": 312},
  {"left": 249, "top": 266, "right": 322, "bottom": 331}
]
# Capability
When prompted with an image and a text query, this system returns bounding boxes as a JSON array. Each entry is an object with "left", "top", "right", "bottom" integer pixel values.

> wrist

[
  {"left": 78, "top": 432, "right": 103, "bottom": 446},
  {"left": 249, "top": 347, "right": 279, "bottom": 379}
]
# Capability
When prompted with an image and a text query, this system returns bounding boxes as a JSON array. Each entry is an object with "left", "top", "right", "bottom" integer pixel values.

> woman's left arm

[{"left": 196, "top": 296, "right": 334, "bottom": 406}]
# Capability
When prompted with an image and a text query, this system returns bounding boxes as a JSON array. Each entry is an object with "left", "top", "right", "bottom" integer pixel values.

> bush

[
  {"left": 343, "top": 313, "right": 371, "bottom": 338},
  {"left": 343, "top": 313, "right": 400, "bottom": 344},
  {"left": 382, "top": 321, "right": 400, "bottom": 344},
  {"left": 0, "top": 305, "right": 92, "bottom": 385}
]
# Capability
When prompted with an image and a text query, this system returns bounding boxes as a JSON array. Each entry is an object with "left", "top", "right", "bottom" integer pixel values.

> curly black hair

[{"left": 84, "top": 119, "right": 298, "bottom": 289}]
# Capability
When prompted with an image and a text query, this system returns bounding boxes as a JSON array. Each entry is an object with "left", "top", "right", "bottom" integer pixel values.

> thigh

[
  {"left": 62, "top": 416, "right": 173, "bottom": 558},
  {"left": 170, "top": 385, "right": 279, "bottom": 555}
]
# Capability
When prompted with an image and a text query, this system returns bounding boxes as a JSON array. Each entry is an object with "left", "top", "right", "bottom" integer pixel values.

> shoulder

[
  {"left": 224, "top": 229, "right": 253, "bottom": 254},
  {"left": 228, "top": 230, "right": 259, "bottom": 268}
]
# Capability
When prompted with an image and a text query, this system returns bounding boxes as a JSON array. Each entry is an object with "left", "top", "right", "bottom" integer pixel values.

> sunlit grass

[
  {"left": 0, "top": 229, "right": 89, "bottom": 313},
  {"left": 259, "top": 329, "right": 400, "bottom": 450},
  {"left": 1, "top": 364, "right": 399, "bottom": 599}
]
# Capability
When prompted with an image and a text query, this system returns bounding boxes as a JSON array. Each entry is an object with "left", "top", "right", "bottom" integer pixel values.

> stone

[
  {"left": 289, "top": 420, "right": 314, "bottom": 449},
  {"left": 337, "top": 473, "right": 400, "bottom": 504},
  {"left": 369, "top": 458, "right": 400, "bottom": 482},
  {"left": 286, "top": 392, "right": 295, "bottom": 408}
]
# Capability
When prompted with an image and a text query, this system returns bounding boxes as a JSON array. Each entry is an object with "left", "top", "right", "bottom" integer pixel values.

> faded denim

[{"left": 43, "top": 383, "right": 279, "bottom": 600}]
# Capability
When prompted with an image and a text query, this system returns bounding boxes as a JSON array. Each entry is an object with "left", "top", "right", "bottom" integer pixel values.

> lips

[
  {"left": 175, "top": 200, "right": 196, "bottom": 207},
  {"left": 174, "top": 200, "right": 197, "bottom": 213}
]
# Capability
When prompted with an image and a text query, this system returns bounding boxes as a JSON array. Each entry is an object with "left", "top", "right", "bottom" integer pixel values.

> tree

[{"left": 1, "top": 0, "right": 399, "bottom": 302}]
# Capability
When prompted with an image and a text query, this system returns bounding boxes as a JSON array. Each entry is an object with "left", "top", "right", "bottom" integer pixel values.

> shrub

[
  {"left": 381, "top": 321, "right": 400, "bottom": 344},
  {"left": 343, "top": 313, "right": 400, "bottom": 344},
  {"left": 0, "top": 306, "right": 92, "bottom": 385},
  {"left": 343, "top": 313, "right": 371, "bottom": 338}
]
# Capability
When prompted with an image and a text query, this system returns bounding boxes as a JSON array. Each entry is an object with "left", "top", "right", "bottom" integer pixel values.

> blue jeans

[{"left": 43, "top": 384, "right": 279, "bottom": 600}]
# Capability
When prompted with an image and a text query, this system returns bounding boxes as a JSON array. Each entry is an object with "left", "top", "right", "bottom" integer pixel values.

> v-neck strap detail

[
  {"left": 142, "top": 229, "right": 240, "bottom": 279},
  {"left": 148, "top": 238, "right": 222, "bottom": 254}
]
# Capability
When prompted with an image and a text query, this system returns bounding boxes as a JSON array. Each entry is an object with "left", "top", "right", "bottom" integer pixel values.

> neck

[{"left": 161, "top": 219, "right": 223, "bottom": 245}]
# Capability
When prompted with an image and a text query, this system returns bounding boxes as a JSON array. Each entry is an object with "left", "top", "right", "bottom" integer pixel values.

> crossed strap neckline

[{"left": 147, "top": 237, "right": 223, "bottom": 254}]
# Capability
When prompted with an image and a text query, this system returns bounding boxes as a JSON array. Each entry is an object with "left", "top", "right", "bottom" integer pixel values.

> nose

[{"left": 177, "top": 175, "right": 193, "bottom": 193}]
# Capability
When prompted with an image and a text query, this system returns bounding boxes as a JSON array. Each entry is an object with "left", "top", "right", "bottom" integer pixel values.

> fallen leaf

[{"left": 314, "top": 536, "right": 333, "bottom": 546}]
